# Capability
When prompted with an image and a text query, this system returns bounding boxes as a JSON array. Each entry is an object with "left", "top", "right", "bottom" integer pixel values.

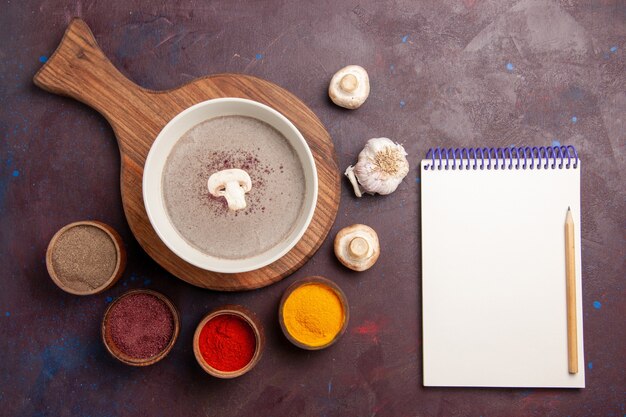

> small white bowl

[{"left": 143, "top": 98, "right": 318, "bottom": 273}]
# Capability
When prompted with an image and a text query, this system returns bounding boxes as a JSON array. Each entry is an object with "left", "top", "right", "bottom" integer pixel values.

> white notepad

[{"left": 421, "top": 147, "right": 584, "bottom": 388}]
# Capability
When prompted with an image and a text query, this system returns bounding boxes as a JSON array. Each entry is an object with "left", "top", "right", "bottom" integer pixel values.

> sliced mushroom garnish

[
  {"left": 334, "top": 224, "right": 380, "bottom": 271},
  {"left": 207, "top": 168, "right": 252, "bottom": 211}
]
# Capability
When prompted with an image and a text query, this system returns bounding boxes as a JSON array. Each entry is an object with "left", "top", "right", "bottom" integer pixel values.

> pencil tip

[{"left": 568, "top": 206, "right": 571, "bottom": 211}]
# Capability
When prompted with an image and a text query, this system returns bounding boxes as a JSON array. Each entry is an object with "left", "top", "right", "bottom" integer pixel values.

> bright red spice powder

[{"left": 199, "top": 314, "right": 256, "bottom": 372}]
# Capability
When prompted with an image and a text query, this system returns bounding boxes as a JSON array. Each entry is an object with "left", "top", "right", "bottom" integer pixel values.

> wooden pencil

[{"left": 565, "top": 207, "right": 578, "bottom": 374}]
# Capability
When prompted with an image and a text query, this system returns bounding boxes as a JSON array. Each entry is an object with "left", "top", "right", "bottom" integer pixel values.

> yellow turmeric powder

[{"left": 282, "top": 283, "right": 345, "bottom": 347}]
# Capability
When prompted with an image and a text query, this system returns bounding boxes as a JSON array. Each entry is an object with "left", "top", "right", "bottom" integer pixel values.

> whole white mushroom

[
  {"left": 334, "top": 224, "right": 380, "bottom": 271},
  {"left": 328, "top": 65, "right": 370, "bottom": 109}
]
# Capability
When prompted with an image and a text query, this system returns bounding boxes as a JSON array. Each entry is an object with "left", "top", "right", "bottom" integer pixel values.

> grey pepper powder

[{"left": 50, "top": 225, "right": 117, "bottom": 292}]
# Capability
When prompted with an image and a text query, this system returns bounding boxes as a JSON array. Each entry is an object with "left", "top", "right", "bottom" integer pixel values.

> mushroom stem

[
  {"left": 340, "top": 74, "right": 358, "bottom": 93},
  {"left": 348, "top": 237, "right": 369, "bottom": 259},
  {"left": 222, "top": 181, "right": 248, "bottom": 211}
]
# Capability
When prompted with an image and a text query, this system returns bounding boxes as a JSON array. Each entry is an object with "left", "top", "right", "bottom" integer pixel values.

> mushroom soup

[{"left": 162, "top": 116, "right": 306, "bottom": 260}]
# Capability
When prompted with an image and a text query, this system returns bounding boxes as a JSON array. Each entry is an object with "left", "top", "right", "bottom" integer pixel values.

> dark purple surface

[{"left": 1, "top": 1, "right": 625, "bottom": 416}]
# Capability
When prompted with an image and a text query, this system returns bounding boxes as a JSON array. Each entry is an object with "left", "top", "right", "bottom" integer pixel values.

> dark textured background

[{"left": 1, "top": 1, "right": 625, "bottom": 416}]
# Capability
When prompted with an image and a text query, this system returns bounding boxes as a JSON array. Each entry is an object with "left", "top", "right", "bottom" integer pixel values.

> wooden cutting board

[{"left": 34, "top": 19, "right": 340, "bottom": 291}]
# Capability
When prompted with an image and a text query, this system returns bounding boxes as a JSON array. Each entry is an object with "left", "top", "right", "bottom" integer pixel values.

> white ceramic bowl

[{"left": 143, "top": 98, "right": 318, "bottom": 273}]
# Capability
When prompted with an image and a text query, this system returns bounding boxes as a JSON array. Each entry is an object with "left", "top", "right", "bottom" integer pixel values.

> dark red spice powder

[
  {"left": 107, "top": 293, "right": 174, "bottom": 359},
  {"left": 199, "top": 314, "right": 256, "bottom": 372}
]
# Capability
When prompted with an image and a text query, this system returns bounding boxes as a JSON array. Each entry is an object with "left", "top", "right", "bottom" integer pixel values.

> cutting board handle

[{"left": 34, "top": 18, "right": 160, "bottom": 157}]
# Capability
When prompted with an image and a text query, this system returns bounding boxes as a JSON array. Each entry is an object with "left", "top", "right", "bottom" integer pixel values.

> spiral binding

[{"left": 423, "top": 146, "right": 579, "bottom": 171}]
